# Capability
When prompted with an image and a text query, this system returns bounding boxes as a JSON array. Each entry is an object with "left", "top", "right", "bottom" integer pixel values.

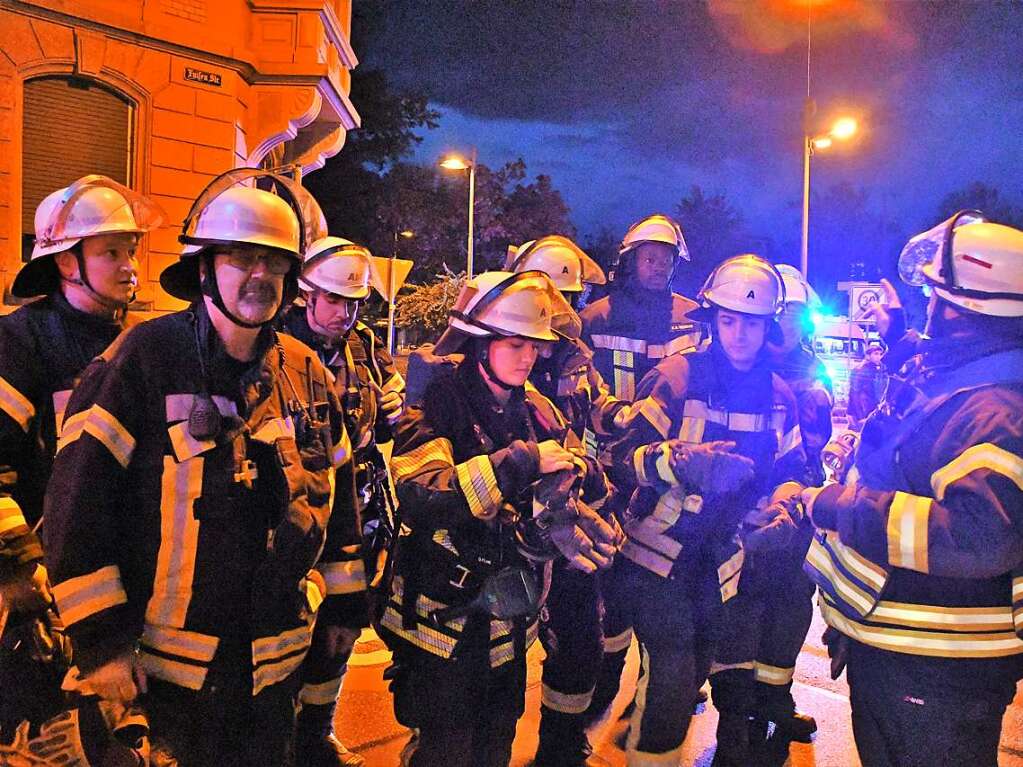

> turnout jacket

[
  {"left": 44, "top": 304, "right": 351, "bottom": 695},
  {"left": 529, "top": 336, "right": 628, "bottom": 455},
  {"left": 580, "top": 290, "right": 701, "bottom": 401},
  {"left": 771, "top": 344, "right": 833, "bottom": 486},
  {"left": 606, "top": 344, "right": 807, "bottom": 595},
  {"left": 805, "top": 336, "right": 1023, "bottom": 684},
  {"left": 382, "top": 358, "right": 609, "bottom": 668},
  {"left": 281, "top": 309, "right": 405, "bottom": 624}
]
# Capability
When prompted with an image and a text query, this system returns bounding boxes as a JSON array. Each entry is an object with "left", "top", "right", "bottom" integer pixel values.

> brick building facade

[{"left": 0, "top": 0, "right": 360, "bottom": 311}]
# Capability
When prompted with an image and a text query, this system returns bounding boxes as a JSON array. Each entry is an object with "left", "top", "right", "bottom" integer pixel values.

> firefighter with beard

[
  {"left": 580, "top": 214, "right": 701, "bottom": 403},
  {"left": 381, "top": 271, "right": 620, "bottom": 767},
  {"left": 504, "top": 236, "right": 628, "bottom": 765},
  {"left": 600, "top": 255, "right": 807, "bottom": 766},
  {"left": 802, "top": 214, "right": 1023, "bottom": 767},
  {"left": 1, "top": 176, "right": 162, "bottom": 763},
  {"left": 43, "top": 169, "right": 351, "bottom": 766},
  {"left": 738, "top": 262, "right": 835, "bottom": 743},
  {"left": 281, "top": 237, "right": 405, "bottom": 767}
]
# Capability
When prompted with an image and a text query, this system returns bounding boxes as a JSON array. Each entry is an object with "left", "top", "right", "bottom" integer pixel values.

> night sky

[{"left": 358, "top": 1, "right": 1023, "bottom": 289}]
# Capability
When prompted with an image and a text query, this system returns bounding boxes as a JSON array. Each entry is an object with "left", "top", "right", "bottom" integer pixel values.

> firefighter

[
  {"left": 600, "top": 254, "right": 807, "bottom": 766},
  {"left": 744, "top": 263, "right": 834, "bottom": 742},
  {"left": 802, "top": 214, "right": 1023, "bottom": 767},
  {"left": 579, "top": 214, "right": 701, "bottom": 403},
  {"left": 381, "top": 271, "right": 620, "bottom": 767},
  {"left": 43, "top": 169, "right": 351, "bottom": 767},
  {"left": 0, "top": 175, "right": 162, "bottom": 760},
  {"left": 282, "top": 237, "right": 405, "bottom": 767},
  {"left": 505, "top": 236, "right": 628, "bottom": 765}
]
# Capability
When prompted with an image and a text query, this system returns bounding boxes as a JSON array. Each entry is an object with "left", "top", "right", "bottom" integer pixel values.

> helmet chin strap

[
  {"left": 65, "top": 250, "right": 134, "bottom": 315},
  {"left": 199, "top": 254, "right": 267, "bottom": 330},
  {"left": 477, "top": 340, "right": 517, "bottom": 391}
]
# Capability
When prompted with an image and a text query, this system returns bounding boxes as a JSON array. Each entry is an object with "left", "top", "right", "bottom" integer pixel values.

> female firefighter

[{"left": 381, "top": 270, "right": 620, "bottom": 767}]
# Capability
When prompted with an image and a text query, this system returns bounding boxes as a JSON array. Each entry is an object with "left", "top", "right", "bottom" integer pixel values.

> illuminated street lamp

[
  {"left": 801, "top": 103, "right": 858, "bottom": 278},
  {"left": 440, "top": 149, "right": 477, "bottom": 278}
]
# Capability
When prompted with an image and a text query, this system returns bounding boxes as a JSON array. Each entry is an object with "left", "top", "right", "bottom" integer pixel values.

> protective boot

[
  {"left": 533, "top": 707, "right": 594, "bottom": 767},
  {"left": 581, "top": 645, "right": 629, "bottom": 726},
  {"left": 295, "top": 701, "right": 365, "bottom": 767},
  {"left": 754, "top": 681, "right": 817, "bottom": 742},
  {"left": 711, "top": 712, "right": 750, "bottom": 767}
]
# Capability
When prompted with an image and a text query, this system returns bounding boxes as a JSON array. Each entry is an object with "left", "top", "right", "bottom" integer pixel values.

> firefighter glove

[{"left": 668, "top": 440, "right": 755, "bottom": 495}]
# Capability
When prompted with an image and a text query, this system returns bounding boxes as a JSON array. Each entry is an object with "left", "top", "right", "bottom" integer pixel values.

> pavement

[{"left": 332, "top": 606, "right": 1023, "bottom": 766}]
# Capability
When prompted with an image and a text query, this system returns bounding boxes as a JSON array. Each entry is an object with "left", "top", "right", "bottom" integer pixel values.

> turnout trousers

[
  {"left": 391, "top": 641, "right": 526, "bottom": 767},
  {"left": 536, "top": 561, "right": 604, "bottom": 763},
  {"left": 146, "top": 664, "right": 302, "bottom": 767},
  {"left": 601, "top": 557, "right": 719, "bottom": 766},
  {"left": 847, "top": 642, "right": 1016, "bottom": 767}
]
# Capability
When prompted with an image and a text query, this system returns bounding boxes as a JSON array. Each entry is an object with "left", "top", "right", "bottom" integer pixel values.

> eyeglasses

[{"left": 215, "top": 248, "right": 294, "bottom": 275}]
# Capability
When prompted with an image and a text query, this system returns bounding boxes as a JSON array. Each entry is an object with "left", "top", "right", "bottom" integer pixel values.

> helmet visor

[
  {"left": 43, "top": 175, "right": 165, "bottom": 247},
  {"left": 180, "top": 167, "right": 327, "bottom": 254},
  {"left": 898, "top": 210, "right": 985, "bottom": 287}
]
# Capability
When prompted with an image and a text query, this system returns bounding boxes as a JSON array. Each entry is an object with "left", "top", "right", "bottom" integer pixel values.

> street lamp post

[
  {"left": 387, "top": 229, "right": 414, "bottom": 355},
  {"left": 800, "top": 104, "right": 858, "bottom": 279},
  {"left": 440, "top": 149, "right": 478, "bottom": 278}
]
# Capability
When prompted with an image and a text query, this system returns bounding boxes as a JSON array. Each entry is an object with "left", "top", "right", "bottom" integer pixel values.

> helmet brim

[{"left": 159, "top": 257, "right": 202, "bottom": 301}]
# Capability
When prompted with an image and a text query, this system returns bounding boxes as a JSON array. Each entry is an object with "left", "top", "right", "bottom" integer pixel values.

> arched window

[{"left": 21, "top": 76, "right": 134, "bottom": 261}]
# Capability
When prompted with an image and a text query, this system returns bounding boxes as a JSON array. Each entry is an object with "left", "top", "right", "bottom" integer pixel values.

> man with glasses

[
  {"left": 44, "top": 171, "right": 351, "bottom": 766},
  {"left": 282, "top": 237, "right": 405, "bottom": 767},
  {"left": 1, "top": 176, "right": 161, "bottom": 758}
]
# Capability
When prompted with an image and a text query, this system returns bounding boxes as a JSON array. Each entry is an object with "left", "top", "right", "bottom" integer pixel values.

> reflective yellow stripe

[
  {"left": 146, "top": 456, "right": 204, "bottom": 628},
  {"left": 380, "top": 606, "right": 458, "bottom": 659},
  {"left": 0, "top": 496, "right": 28, "bottom": 535},
  {"left": 591, "top": 335, "right": 647, "bottom": 353},
  {"left": 887, "top": 491, "right": 931, "bottom": 573},
  {"left": 381, "top": 371, "right": 405, "bottom": 395},
  {"left": 776, "top": 425, "right": 803, "bottom": 458},
  {"left": 490, "top": 619, "right": 539, "bottom": 668},
  {"left": 58, "top": 405, "right": 136, "bottom": 467},
  {"left": 253, "top": 624, "right": 315, "bottom": 694},
  {"left": 541, "top": 684, "right": 593, "bottom": 714},
  {"left": 0, "top": 375, "right": 34, "bottom": 432},
  {"left": 677, "top": 415, "right": 705, "bottom": 443},
  {"left": 138, "top": 649, "right": 207, "bottom": 691},
  {"left": 648, "top": 334, "right": 698, "bottom": 359},
  {"left": 167, "top": 421, "right": 215, "bottom": 462},
  {"left": 681, "top": 399, "right": 774, "bottom": 433},
  {"left": 805, "top": 536, "right": 880, "bottom": 616},
  {"left": 317, "top": 559, "right": 367, "bottom": 595},
  {"left": 455, "top": 454, "right": 502, "bottom": 521},
  {"left": 251, "top": 416, "right": 296, "bottom": 444},
  {"left": 633, "top": 445, "right": 651, "bottom": 485},
  {"left": 1013, "top": 575, "right": 1023, "bottom": 604},
  {"left": 604, "top": 628, "right": 634, "bottom": 654},
  {"left": 141, "top": 624, "right": 219, "bottom": 662},
  {"left": 52, "top": 564, "right": 128, "bottom": 627},
  {"left": 638, "top": 398, "right": 672, "bottom": 439},
  {"left": 820, "top": 596, "right": 1023, "bottom": 658},
  {"left": 391, "top": 437, "right": 454, "bottom": 480},
  {"left": 821, "top": 529, "right": 888, "bottom": 592},
  {"left": 754, "top": 662, "right": 794, "bottom": 686},
  {"left": 299, "top": 677, "right": 344, "bottom": 706},
  {"left": 625, "top": 516, "right": 683, "bottom": 561},
  {"left": 870, "top": 601, "right": 1014, "bottom": 632},
  {"left": 710, "top": 660, "right": 755, "bottom": 675},
  {"left": 52, "top": 389, "right": 72, "bottom": 433},
  {"left": 621, "top": 539, "right": 674, "bottom": 578},
  {"left": 718, "top": 548, "right": 745, "bottom": 585},
  {"left": 930, "top": 443, "right": 1023, "bottom": 501}
]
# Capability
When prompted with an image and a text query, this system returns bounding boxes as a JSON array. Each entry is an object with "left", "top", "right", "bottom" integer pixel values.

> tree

[
  {"left": 394, "top": 271, "right": 465, "bottom": 345},
  {"left": 937, "top": 182, "right": 1023, "bottom": 229},
  {"left": 674, "top": 186, "right": 748, "bottom": 296}
]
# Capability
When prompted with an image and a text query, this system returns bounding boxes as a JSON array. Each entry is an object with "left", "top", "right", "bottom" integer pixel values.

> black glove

[
  {"left": 668, "top": 440, "right": 755, "bottom": 495},
  {"left": 741, "top": 500, "right": 798, "bottom": 552}
]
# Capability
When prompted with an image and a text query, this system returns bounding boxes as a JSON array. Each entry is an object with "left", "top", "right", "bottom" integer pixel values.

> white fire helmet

[
  {"left": 619, "top": 214, "right": 689, "bottom": 260},
  {"left": 690, "top": 254, "right": 786, "bottom": 322},
  {"left": 299, "top": 237, "right": 379, "bottom": 300},
  {"left": 433, "top": 271, "right": 581, "bottom": 356},
  {"left": 900, "top": 210, "right": 1023, "bottom": 317},
  {"left": 161, "top": 168, "right": 325, "bottom": 301},
  {"left": 775, "top": 263, "right": 821, "bottom": 308},
  {"left": 503, "top": 235, "right": 606, "bottom": 293},
  {"left": 13, "top": 175, "right": 164, "bottom": 298}
]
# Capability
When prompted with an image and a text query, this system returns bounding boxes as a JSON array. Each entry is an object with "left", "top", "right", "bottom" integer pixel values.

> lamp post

[
  {"left": 387, "top": 228, "right": 414, "bottom": 355},
  {"left": 801, "top": 103, "right": 858, "bottom": 279},
  {"left": 440, "top": 149, "right": 477, "bottom": 278}
]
